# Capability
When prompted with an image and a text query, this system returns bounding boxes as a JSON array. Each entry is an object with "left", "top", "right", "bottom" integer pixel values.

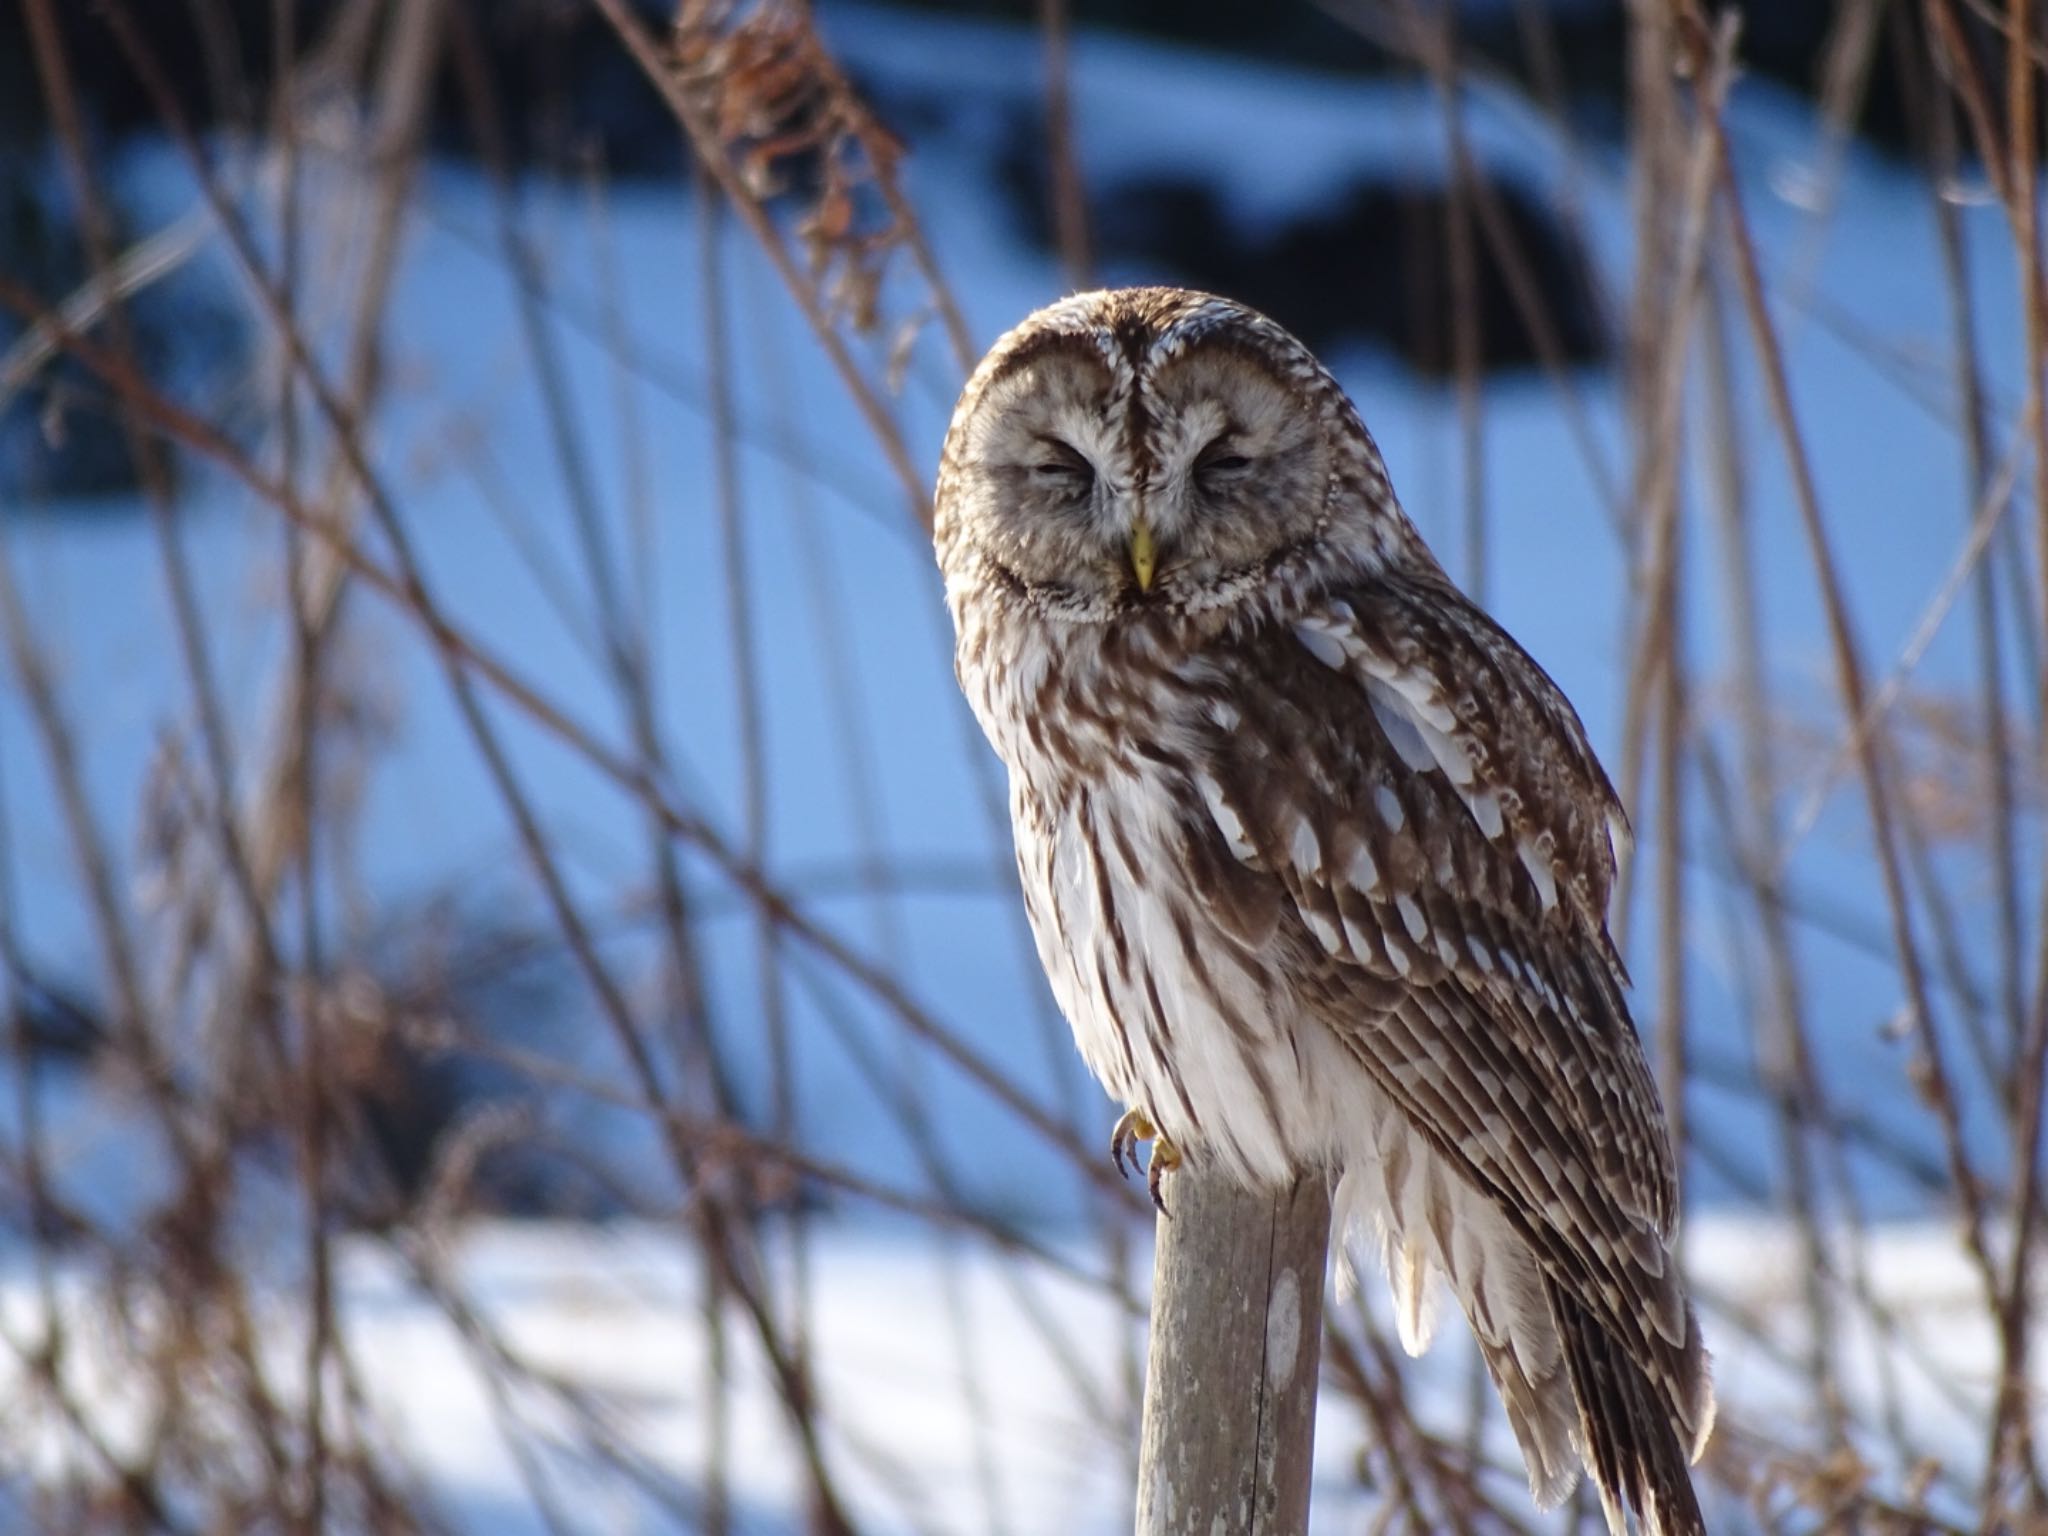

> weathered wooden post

[{"left": 1135, "top": 1168, "right": 1332, "bottom": 1535}]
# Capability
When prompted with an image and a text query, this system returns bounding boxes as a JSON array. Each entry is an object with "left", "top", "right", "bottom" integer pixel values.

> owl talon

[
  {"left": 1110, "top": 1109, "right": 1181, "bottom": 1213},
  {"left": 1110, "top": 1107, "right": 1157, "bottom": 1181},
  {"left": 1146, "top": 1134, "right": 1183, "bottom": 1214}
]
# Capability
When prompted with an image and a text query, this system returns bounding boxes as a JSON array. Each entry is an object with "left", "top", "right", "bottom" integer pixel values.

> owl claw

[
  {"left": 1110, "top": 1107, "right": 1155, "bottom": 1180},
  {"left": 1110, "top": 1108, "right": 1181, "bottom": 1214},
  {"left": 1146, "top": 1135, "right": 1182, "bottom": 1214}
]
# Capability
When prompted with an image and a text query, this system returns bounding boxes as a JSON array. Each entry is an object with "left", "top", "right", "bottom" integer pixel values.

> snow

[{"left": 0, "top": 1215, "right": 2025, "bottom": 1532}]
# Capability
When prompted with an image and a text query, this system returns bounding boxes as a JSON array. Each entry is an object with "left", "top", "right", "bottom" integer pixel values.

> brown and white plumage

[{"left": 934, "top": 287, "right": 1713, "bottom": 1533}]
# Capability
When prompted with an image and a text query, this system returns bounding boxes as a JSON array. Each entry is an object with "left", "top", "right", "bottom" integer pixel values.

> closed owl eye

[
  {"left": 1030, "top": 439, "right": 1097, "bottom": 492},
  {"left": 1195, "top": 440, "right": 1253, "bottom": 480}
]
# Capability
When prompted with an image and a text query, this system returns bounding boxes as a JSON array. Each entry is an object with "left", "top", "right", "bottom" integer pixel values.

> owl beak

[{"left": 1128, "top": 514, "right": 1157, "bottom": 593}]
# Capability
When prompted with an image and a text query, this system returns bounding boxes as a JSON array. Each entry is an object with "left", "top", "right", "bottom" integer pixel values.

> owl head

[{"left": 934, "top": 287, "right": 1409, "bottom": 620}]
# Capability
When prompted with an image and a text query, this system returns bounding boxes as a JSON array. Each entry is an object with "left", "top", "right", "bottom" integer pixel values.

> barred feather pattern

[{"left": 936, "top": 287, "right": 1715, "bottom": 1533}]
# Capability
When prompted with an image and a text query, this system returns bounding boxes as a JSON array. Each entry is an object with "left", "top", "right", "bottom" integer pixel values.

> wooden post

[{"left": 1135, "top": 1168, "right": 1332, "bottom": 1535}]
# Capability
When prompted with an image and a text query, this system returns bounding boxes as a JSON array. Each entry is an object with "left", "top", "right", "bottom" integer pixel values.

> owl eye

[
  {"left": 1195, "top": 442, "right": 1253, "bottom": 480},
  {"left": 1030, "top": 440, "right": 1097, "bottom": 494}
]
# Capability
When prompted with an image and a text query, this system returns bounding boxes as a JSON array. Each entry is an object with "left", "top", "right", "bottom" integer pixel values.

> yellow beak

[{"left": 1129, "top": 515, "right": 1157, "bottom": 593}]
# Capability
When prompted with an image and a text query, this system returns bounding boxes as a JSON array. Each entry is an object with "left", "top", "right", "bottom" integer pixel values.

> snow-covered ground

[{"left": 0, "top": 1215, "right": 2024, "bottom": 1532}]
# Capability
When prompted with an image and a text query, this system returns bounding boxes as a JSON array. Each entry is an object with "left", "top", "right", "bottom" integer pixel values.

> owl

[{"left": 934, "top": 288, "right": 1714, "bottom": 1534}]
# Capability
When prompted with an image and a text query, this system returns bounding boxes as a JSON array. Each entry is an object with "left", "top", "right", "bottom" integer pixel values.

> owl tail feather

[
  {"left": 1547, "top": 1278, "right": 1708, "bottom": 1536},
  {"left": 1336, "top": 1138, "right": 1712, "bottom": 1533},
  {"left": 1337, "top": 1151, "right": 1583, "bottom": 1511}
]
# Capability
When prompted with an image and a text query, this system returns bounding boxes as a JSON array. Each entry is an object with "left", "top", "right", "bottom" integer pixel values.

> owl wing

[{"left": 1188, "top": 567, "right": 1708, "bottom": 1452}]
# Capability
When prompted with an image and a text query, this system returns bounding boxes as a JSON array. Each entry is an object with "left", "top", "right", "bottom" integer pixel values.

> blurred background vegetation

[{"left": 0, "top": 0, "right": 2041, "bottom": 1532}]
